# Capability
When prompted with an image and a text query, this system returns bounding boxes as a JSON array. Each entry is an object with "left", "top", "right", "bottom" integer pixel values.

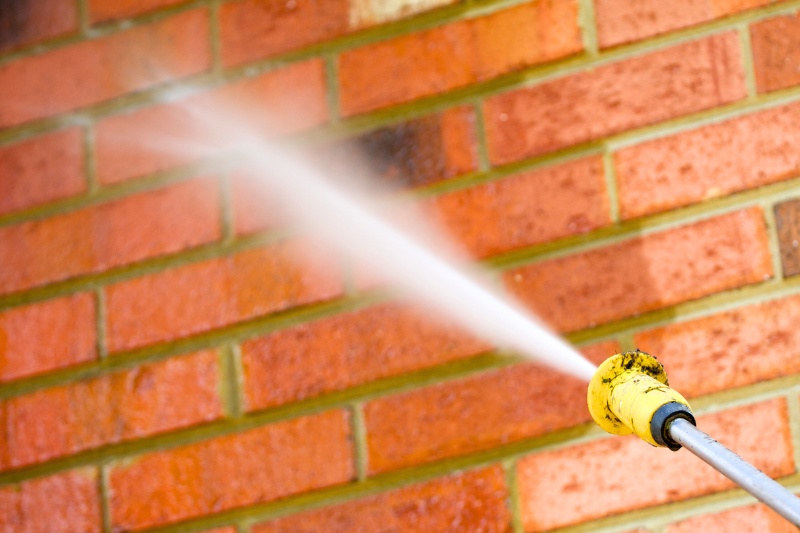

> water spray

[{"left": 588, "top": 350, "right": 800, "bottom": 525}]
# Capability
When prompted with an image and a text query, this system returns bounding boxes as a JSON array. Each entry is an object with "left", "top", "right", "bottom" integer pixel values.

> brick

[
  {"left": 776, "top": 198, "right": 800, "bottom": 276},
  {"left": 504, "top": 208, "right": 772, "bottom": 332},
  {"left": 109, "top": 410, "right": 354, "bottom": 531},
  {"left": 667, "top": 502, "right": 796, "bottom": 532},
  {"left": 0, "top": 177, "right": 220, "bottom": 295},
  {"left": 95, "top": 59, "right": 328, "bottom": 184},
  {"left": 517, "top": 398, "right": 794, "bottom": 531},
  {"left": 105, "top": 240, "right": 343, "bottom": 352},
  {"left": 0, "top": 294, "right": 96, "bottom": 383},
  {"left": 636, "top": 293, "right": 800, "bottom": 397},
  {"left": 201, "top": 529, "right": 237, "bottom": 533},
  {"left": 0, "top": 351, "right": 221, "bottom": 470},
  {"left": 0, "top": 0, "right": 78, "bottom": 52},
  {"left": 0, "top": 469, "right": 101, "bottom": 533},
  {"left": 429, "top": 156, "right": 610, "bottom": 259},
  {"left": 0, "top": 128, "right": 85, "bottom": 216},
  {"left": 0, "top": 10, "right": 210, "bottom": 128},
  {"left": 254, "top": 466, "right": 512, "bottom": 533},
  {"left": 485, "top": 33, "right": 746, "bottom": 166},
  {"left": 364, "top": 341, "right": 618, "bottom": 474},
  {"left": 229, "top": 169, "right": 288, "bottom": 236},
  {"left": 242, "top": 302, "right": 490, "bottom": 411},
  {"left": 751, "top": 13, "right": 800, "bottom": 93},
  {"left": 595, "top": 0, "right": 779, "bottom": 49},
  {"left": 89, "top": 0, "right": 188, "bottom": 23},
  {"left": 615, "top": 102, "right": 800, "bottom": 219},
  {"left": 339, "top": 0, "right": 582, "bottom": 116}
]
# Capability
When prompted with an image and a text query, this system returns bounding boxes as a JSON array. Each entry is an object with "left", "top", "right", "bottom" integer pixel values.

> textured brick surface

[
  {"left": 88, "top": 0, "right": 188, "bottom": 23},
  {"left": 0, "top": 178, "right": 220, "bottom": 295},
  {"left": 364, "top": 342, "right": 618, "bottom": 473},
  {"left": 517, "top": 399, "right": 794, "bottom": 531},
  {"left": 0, "top": 351, "right": 221, "bottom": 470},
  {"left": 636, "top": 293, "right": 800, "bottom": 397},
  {"left": 254, "top": 466, "right": 512, "bottom": 533},
  {"left": 339, "top": 0, "right": 582, "bottom": 115},
  {"left": 0, "top": 10, "right": 210, "bottom": 127},
  {"left": 242, "top": 302, "right": 490, "bottom": 411},
  {"left": 430, "top": 157, "right": 610, "bottom": 258},
  {"left": 0, "top": 469, "right": 101, "bottom": 533},
  {"left": 95, "top": 59, "right": 327, "bottom": 184},
  {"left": 485, "top": 33, "right": 746, "bottom": 165},
  {"left": 0, "top": 0, "right": 78, "bottom": 52},
  {"left": 0, "top": 294, "right": 96, "bottom": 383},
  {"left": 105, "top": 241, "right": 343, "bottom": 352},
  {"left": 109, "top": 410, "right": 354, "bottom": 531},
  {"left": 615, "top": 102, "right": 800, "bottom": 219},
  {"left": 596, "top": 0, "right": 778, "bottom": 48},
  {"left": 775, "top": 198, "right": 800, "bottom": 277},
  {"left": 751, "top": 13, "right": 800, "bottom": 93},
  {"left": 0, "top": 128, "right": 85, "bottom": 216},
  {"left": 667, "top": 502, "right": 797, "bottom": 532},
  {"left": 504, "top": 208, "right": 772, "bottom": 332}
]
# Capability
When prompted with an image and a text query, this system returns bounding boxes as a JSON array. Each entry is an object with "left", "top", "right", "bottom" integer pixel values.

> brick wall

[{"left": 1, "top": 1, "right": 800, "bottom": 532}]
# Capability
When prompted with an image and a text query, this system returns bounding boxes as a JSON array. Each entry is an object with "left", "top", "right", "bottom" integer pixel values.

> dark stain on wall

[{"left": 0, "top": 0, "right": 32, "bottom": 51}]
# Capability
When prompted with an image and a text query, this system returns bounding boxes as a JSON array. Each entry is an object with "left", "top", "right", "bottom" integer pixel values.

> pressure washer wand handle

[{"left": 668, "top": 417, "right": 800, "bottom": 526}]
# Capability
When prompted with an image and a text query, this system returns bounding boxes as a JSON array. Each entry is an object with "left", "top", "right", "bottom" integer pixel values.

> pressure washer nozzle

[{"left": 587, "top": 350, "right": 695, "bottom": 450}]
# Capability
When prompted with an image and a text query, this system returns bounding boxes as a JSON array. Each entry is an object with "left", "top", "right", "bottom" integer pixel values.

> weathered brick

[
  {"left": 751, "top": 13, "right": 800, "bottom": 93},
  {"left": 504, "top": 208, "right": 772, "bottom": 332},
  {"left": 109, "top": 410, "right": 354, "bottom": 531},
  {"left": 0, "top": 351, "right": 222, "bottom": 470},
  {"left": 364, "top": 342, "right": 618, "bottom": 474},
  {"left": 595, "top": 0, "right": 779, "bottom": 48},
  {"left": 0, "top": 294, "right": 96, "bottom": 383},
  {"left": 0, "top": 469, "right": 101, "bottom": 533},
  {"left": 636, "top": 293, "right": 800, "bottom": 397},
  {"left": 0, "top": 10, "right": 210, "bottom": 127},
  {"left": 105, "top": 240, "right": 343, "bottom": 352},
  {"left": 339, "top": 0, "right": 582, "bottom": 116},
  {"left": 430, "top": 156, "right": 610, "bottom": 258},
  {"left": 667, "top": 502, "right": 796, "bottom": 532},
  {"left": 0, "top": 128, "right": 85, "bottom": 216},
  {"left": 775, "top": 198, "right": 800, "bottom": 277},
  {"left": 518, "top": 399, "right": 794, "bottom": 531},
  {"left": 242, "top": 302, "right": 490, "bottom": 411},
  {"left": 95, "top": 59, "right": 328, "bottom": 184},
  {"left": 615, "top": 102, "right": 800, "bottom": 219},
  {"left": 0, "top": 178, "right": 220, "bottom": 295},
  {"left": 0, "top": 0, "right": 78, "bottom": 52},
  {"left": 254, "top": 466, "right": 511, "bottom": 533},
  {"left": 88, "top": 0, "right": 188, "bottom": 23},
  {"left": 485, "top": 33, "right": 746, "bottom": 165}
]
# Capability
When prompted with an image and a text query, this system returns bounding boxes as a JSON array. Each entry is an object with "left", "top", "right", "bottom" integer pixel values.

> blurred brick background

[{"left": 1, "top": 1, "right": 800, "bottom": 532}]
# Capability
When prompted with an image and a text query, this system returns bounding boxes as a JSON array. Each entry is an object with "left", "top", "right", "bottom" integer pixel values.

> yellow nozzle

[{"left": 587, "top": 350, "right": 695, "bottom": 450}]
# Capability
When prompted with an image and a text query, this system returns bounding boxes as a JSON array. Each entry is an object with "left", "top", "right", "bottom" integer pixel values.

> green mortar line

[
  {"left": 737, "top": 23, "right": 759, "bottom": 99},
  {"left": 471, "top": 98, "right": 492, "bottom": 173},
  {"left": 94, "top": 288, "right": 108, "bottom": 359},
  {"left": 350, "top": 403, "right": 370, "bottom": 481},
  {"left": 76, "top": 0, "right": 90, "bottom": 34},
  {"left": 99, "top": 465, "right": 113, "bottom": 533},
  {"left": 504, "top": 459, "right": 525, "bottom": 533},
  {"left": 218, "top": 171, "right": 235, "bottom": 243},
  {"left": 218, "top": 344, "right": 244, "bottom": 418},
  {"left": 601, "top": 149, "right": 620, "bottom": 223},
  {"left": 761, "top": 198, "right": 787, "bottom": 283},
  {"left": 324, "top": 54, "right": 342, "bottom": 124},
  {"left": 208, "top": 0, "right": 224, "bottom": 76},
  {"left": 785, "top": 393, "right": 800, "bottom": 472},
  {"left": 82, "top": 125, "right": 99, "bottom": 193},
  {"left": 577, "top": 0, "right": 599, "bottom": 57}
]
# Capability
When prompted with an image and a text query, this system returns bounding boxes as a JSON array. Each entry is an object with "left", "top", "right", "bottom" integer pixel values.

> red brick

[
  {"left": 200, "top": 529, "right": 237, "bottom": 533},
  {"left": 595, "top": 0, "right": 779, "bottom": 48},
  {"left": 0, "top": 177, "right": 220, "bottom": 295},
  {"left": 667, "top": 502, "right": 796, "bottom": 532},
  {"left": 339, "top": 0, "right": 582, "bottom": 116},
  {"left": 0, "top": 10, "right": 210, "bottom": 128},
  {"left": 229, "top": 169, "right": 291, "bottom": 237},
  {"left": 752, "top": 13, "right": 800, "bottom": 93},
  {"left": 105, "top": 240, "right": 343, "bottom": 352},
  {"left": 109, "top": 410, "right": 354, "bottom": 531},
  {"left": 254, "top": 466, "right": 512, "bottom": 533},
  {"left": 0, "top": 0, "right": 78, "bottom": 52},
  {"left": 0, "top": 351, "right": 221, "bottom": 470},
  {"left": 0, "top": 469, "right": 101, "bottom": 533},
  {"left": 364, "top": 342, "right": 619, "bottom": 474},
  {"left": 775, "top": 198, "right": 800, "bottom": 276},
  {"left": 517, "top": 398, "right": 794, "bottom": 531},
  {"left": 0, "top": 294, "right": 96, "bottom": 383},
  {"left": 636, "top": 293, "right": 800, "bottom": 397},
  {"left": 95, "top": 59, "right": 328, "bottom": 185},
  {"left": 504, "top": 208, "right": 772, "bottom": 333},
  {"left": 615, "top": 102, "right": 800, "bottom": 219},
  {"left": 429, "top": 157, "right": 610, "bottom": 259},
  {"left": 0, "top": 128, "right": 85, "bottom": 216},
  {"left": 242, "top": 302, "right": 490, "bottom": 411},
  {"left": 484, "top": 33, "right": 746, "bottom": 165},
  {"left": 89, "top": 0, "right": 188, "bottom": 23}
]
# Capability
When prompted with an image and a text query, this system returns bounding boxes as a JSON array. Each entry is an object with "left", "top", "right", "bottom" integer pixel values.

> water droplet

[
  {"left": 499, "top": 113, "right": 508, "bottom": 122},
  {"left": 792, "top": 240, "right": 798, "bottom": 248}
]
